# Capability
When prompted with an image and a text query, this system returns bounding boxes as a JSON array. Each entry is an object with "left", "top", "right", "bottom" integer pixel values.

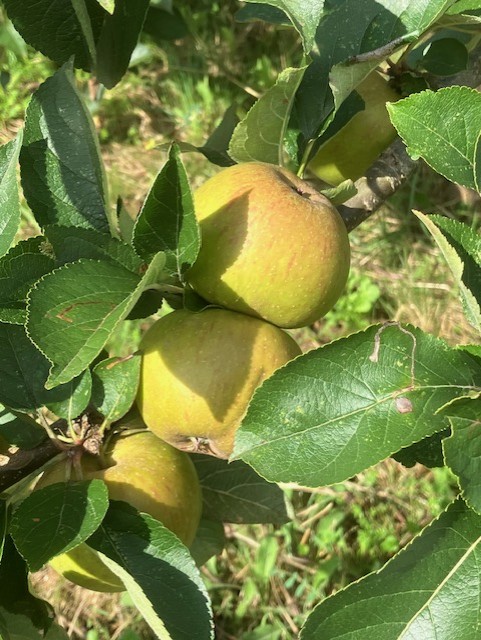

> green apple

[
  {"left": 186, "top": 162, "right": 350, "bottom": 329},
  {"left": 35, "top": 426, "right": 202, "bottom": 592},
  {"left": 307, "top": 70, "right": 400, "bottom": 186},
  {"left": 137, "top": 308, "right": 301, "bottom": 458}
]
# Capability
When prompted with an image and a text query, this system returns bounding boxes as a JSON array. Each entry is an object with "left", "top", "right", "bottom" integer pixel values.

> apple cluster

[
  {"left": 39, "top": 161, "right": 350, "bottom": 593},
  {"left": 136, "top": 161, "right": 350, "bottom": 458}
]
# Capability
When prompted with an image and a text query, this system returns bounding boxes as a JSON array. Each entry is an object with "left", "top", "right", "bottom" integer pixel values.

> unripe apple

[
  {"left": 35, "top": 426, "right": 202, "bottom": 592},
  {"left": 186, "top": 162, "right": 350, "bottom": 328},
  {"left": 307, "top": 70, "right": 400, "bottom": 186},
  {"left": 136, "top": 308, "right": 301, "bottom": 458}
]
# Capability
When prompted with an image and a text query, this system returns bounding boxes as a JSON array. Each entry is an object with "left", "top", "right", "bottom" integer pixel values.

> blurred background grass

[{"left": 2, "top": 1, "right": 480, "bottom": 638}]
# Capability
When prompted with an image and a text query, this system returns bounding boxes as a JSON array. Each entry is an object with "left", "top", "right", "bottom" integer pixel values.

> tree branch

[
  {"left": 0, "top": 437, "right": 60, "bottom": 492},
  {"left": 337, "top": 138, "right": 416, "bottom": 232},
  {"left": 338, "top": 42, "right": 481, "bottom": 231}
]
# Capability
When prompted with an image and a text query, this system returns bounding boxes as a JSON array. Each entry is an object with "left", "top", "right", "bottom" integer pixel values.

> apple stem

[{"left": 297, "top": 138, "right": 316, "bottom": 179}]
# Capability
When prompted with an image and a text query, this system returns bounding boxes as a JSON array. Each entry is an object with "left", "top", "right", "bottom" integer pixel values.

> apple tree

[{"left": 1, "top": 1, "right": 481, "bottom": 639}]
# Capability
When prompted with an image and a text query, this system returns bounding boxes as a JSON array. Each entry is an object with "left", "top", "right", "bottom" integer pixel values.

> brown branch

[
  {"left": 338, "top": 138, "right": 416, "bottom": 232},
  {"left": 0, "top": 437, "right": 60, "bottom": 492}
]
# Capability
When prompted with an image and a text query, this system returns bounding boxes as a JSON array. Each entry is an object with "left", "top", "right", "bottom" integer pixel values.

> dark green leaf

[
  {"left": 91, "top": 355, "right": 141, "bottom": 423},
  {"left": 20, "top": 63, "right": 111, "bottom": 233},
  {"left": 88, "top": 501, "right": 214, "bottom": 640},
  {"left": 10, "top": 479, "right": 109, "bottom": 572},
  {"left": 0, "top": 501, "right": 8, "bottom": 562},
  {"left": 0, "top": 406, "right": 46, "bottom": 449},
  {"left": 1, "top": 0, "right": 102, "bottom": 71},
  {"left": 296, "top": 0, "right": 454, "bottom": 141},
  {"left": 143, "top": 6, "right": 189, "bottom": 43},
  {"left": 26, "top": 253, "right": 166, "bottom": 387},
  {"left": 389, "top": 88, "right": 481, "bottom": 192},
  {"left": 202, "top": 105, "right": 239, "bottom": 167},
  {"left": 0, "top": 536, "right": 53, "bottom": 629},
  {"left": 0, "top": 242, "right": 54, "bottom": 324},
  {"left": 0, "top": 133, "right": 23, "bottom": 258},
  {"left": 444, "top": 397, "right": 481, "bottom": 514},
  {"left": 95, "top": 0, "right": 150, "bottom": 88},
  {"left": 229, "top": 67, "right": 306, "bottom": 165},
  {"left": 45, "top": 369, "right": 92, "bottom": 421},
  {"left": 44, "top": 225, "right": 142, "bottom": 272},
  {"left": 393, "top": 430, "right": 448, "bottom": 468},
  {"left": 300, "top": 499, "right": 481, "bottom": 639},
  {"left": 189, "top": 519, "right": 225, "bottom": 567},
  {"left": 243, "top": 0, "right": 324, "bottom": 52},
  {"left": 233, "top": 324, "right": 481, "bottom": 487},
  {"left": 133, "top": 144, "right": 199, "bottom": 279},
  {"left": 421, "top": 38, "right": 468, "bottom": 76},
  {"left": 0, "top": 323, "right": 91, "bottom": 414},
  {"left": 193, "top": 455, "right": 288, "bottom": 524},
  {"left": 235, "top": 4, "right": 291, "bottom": 26}
]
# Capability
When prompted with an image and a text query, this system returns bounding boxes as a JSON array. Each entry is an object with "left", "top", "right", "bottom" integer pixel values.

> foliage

[{"left": 0, "top": 1, "right": 481, "bottom": 639}]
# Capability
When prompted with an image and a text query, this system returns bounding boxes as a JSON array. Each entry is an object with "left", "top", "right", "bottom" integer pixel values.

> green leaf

[
  {"left": 143, "top": 6, "right": 189, "bottom": 43},
  {"left": 2, "top": 0, "right": 100, "bottom": 71},
  {"left": 0, "top": 501, "right": 8, "bottom": 562},
  {"left": 233, "top": 324, "right": 481, "bottom": 487},
  {"left": 420, "top": 38, "right": 468, "bottom": 76},
  {"left": 235, "top": 3, "right": 291, "bottom": 26},
  {"left": 229, "top": 67, "right": 306, "bottom": 165},
  {"left": 0, "top": 406, "right": 46, "bottom": 449},
  {"left": 0, "top": 240, "right": 55, "bottom": 324},
  {"left": 189, "top": 519, "right": 225, "bottom": 567},
  {"left": 97, "top": 0, "right": 115, "bottom": 14},
  {"left": 192, "top": 455, "right": 288, "bottom": 524},
  {"left": 0, "top": 536, "right": 54, "bottom": 629},
  {"left": 300, "top": 499, "right": 481, "bottom": 639},
  {"left": 0, "top": 323, "right": 91, "bottom": 415},
  {"left": 45, "top": 369, "right": 92, "bottom": 421},
  {"left": 388, "top": 88, "right": 481, "bottom": 192},
  {"left": 10, "top": 479, "right": 109, "bottom": 572},
  {"left": 296, "top": 0, "right": 455, "bottom": 141},
  {"left": 20, "top": 62, "right": 111, "bottom": 233},
  {"left": 91, "top": 355, "right": 141, "bottom": 423},
  {"left": 133, "top": 145, "right": 199, "bottom": 279},
  {"left": 414, "top": 212, "right": 481, "bottom": 331},
  {"left": 95, "top": 0, "right": 150, "bottom": 89},
  {"left": 393, "top": 430, "right": 448, "bottom": 468},
  {"left": 88, "top": 501, "right": 214, "bottom": 640},
  {"left": 44, "top": 225, "right": 142, "bottom": 272},
  {"left": 244, "top": 0, "right": 324, "bottom": 53},
  {"left": 26, "top": 252, "right": 166, "bottom": 387},
  {"left": 0, "top": 133, "right": 23, "bottom": 258},
  {"left": 444, "top": 398, "right": 481, "bottom": 514}
]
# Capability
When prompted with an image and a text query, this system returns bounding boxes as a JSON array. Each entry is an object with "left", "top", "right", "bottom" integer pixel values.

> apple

[
  {"left": 35, "top": 426, "right": 202, "bottom": 592},
  {"left": 307, "top": 70, "right": 400, "bottom": 186},
  {"left": 137, "top": 308, "right": 301, "bottom": 458},
  {"left": 186, "top": 162, "right": 350, "bottom": 328}
]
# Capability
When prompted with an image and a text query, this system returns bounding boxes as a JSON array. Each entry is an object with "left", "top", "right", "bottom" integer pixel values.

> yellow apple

[
  {"left": 137, "top": 308, "right": 301, "bottom": 458},
  {"left": 35, "top": 427, "right": 202, "bottom": 592},
  {"left": 307, "top": 70, "right": 400, "bottom": 186},
  {"left": 186, "top": 162, "right": 350, "bottom": 328}
]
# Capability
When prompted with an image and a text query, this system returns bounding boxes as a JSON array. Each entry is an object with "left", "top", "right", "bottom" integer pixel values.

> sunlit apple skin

[
  {"left": 186, "top": 162, "right": 350, "bottom": 329},
  {"left": 307, "top": 71, "right": 400, "bottom": 186},
  {"left": 36, "top": 428, "right": 202, "bottom": 592},
  {"left": 136, "top": 308, "right": 302, "bottom": 458}
]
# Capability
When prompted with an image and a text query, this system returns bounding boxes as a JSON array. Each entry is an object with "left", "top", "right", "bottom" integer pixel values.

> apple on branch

[
  {"left": 186, "top": 162, "right": 351, "bottom": 328},
  {"left": 35, "top": 424, "right": 202, "bottom": 592}
]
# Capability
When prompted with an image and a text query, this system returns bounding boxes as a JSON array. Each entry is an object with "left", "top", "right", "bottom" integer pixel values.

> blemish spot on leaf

[{"left": 395, "top": 397, "right": 413, "bottom": 414}]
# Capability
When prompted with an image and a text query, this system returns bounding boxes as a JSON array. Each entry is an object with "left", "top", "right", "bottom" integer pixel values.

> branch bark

[{"left": 0, "top": 437, "right": 60, "bottom": 492}]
